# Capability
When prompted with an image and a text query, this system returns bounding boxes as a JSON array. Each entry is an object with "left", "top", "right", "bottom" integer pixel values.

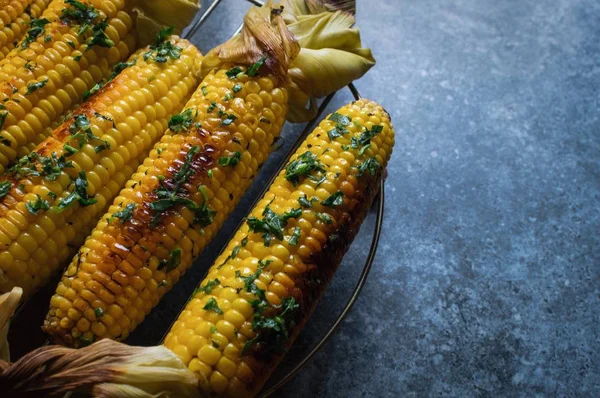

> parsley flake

[
  {"left": 203, "top": 297, "right": 223, "bottom": 314},
  {"left": 321, "top": 191, "right": 344, "bottom": 208}
]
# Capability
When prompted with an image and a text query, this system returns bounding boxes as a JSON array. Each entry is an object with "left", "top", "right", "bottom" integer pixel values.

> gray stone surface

[{"left": 130, "top": 0, "right": 600, "bottom": 396}]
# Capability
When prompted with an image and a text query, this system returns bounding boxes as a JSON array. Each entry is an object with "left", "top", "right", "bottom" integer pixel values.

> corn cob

[
  {"left": 0, "top": 0, "right": 53, "bottom": 59},
  {"left": 43, "top": 62, "right": 290, "bottom": 346},
  {"left": 0, "top": 37, "right": 202, "bottom": 297},
  {"left": 161, "top": 99, "right": 394, "bottom": 396},
  {"left": 0, "top": 0, "right": 138, "bottom": 174}
]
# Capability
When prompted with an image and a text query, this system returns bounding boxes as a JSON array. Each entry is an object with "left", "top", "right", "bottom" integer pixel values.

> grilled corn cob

[
  {"left": 0, "top": 0, "right": 53, "bottom": 59},
  {"left": 162, "top": 99, "right": 394, "bottom": 396},
  {"left": 44, "top": 62, "right": 290, "bottom": 346},
  {"left": 0, "top": 0, "right": 139, "bottom": 174},
  {"left": 0, "top": 36, "right": 202, "bottom": 297}
]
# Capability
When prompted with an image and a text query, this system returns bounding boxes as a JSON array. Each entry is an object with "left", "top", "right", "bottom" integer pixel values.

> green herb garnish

[
  {"left": 218, "top": 151, "right": 241, "bottom": 167},
  {"left": 56, "top": 171, "right": 97, "bottom": 211},
  {"left": 26, "top": 78, "right": 49, "bottom": 95},
  {"left": 110, "top": 203, "right": 136, "bottom": 224},
  {"left": 25, "top": 194, "right": 50, "bottom": 215},
  {"left": 194, "top": 278, "right": 221, "bottom": 295},
  {"left": 203, "top": 297, "right": 223, "bottom": 314},
  {"left": 321, "top": 191, "right": 343, "bottom": 208},
  {"left": 357, "top": 157, "right": 381, "bottom": 176},
  {"left": 284, "top": 151, "right": 325, "bottom": 186},
  {"left": 143, "top": 26, "right": 181, "bottom": 63},
  {"left": 159, "top": 248, "right": 182, "bottom": 272},
  {"left": 168, "top": 108, "right": 196, "bottom": 133},
  {"left": 247, "top": 206, "right": 301, "bottom": 246},
  {"left": 0, "top": 181, "right": 12, "bottom": 199}
]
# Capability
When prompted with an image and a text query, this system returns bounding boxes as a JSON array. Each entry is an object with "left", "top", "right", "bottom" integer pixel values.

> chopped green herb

[
  {"left": 241, "top": 237, "right": 248, "bottom": 247},
  {"left": 357, "top": 157, "right": 381, "bottom": 176},
  {"left": 201, "top": 86, "right": 208, "bottom": 96},
  {"left": 217, "top": 243, "right": 242, "bottom": 269},
  {"left": 26, "top": 194, "right": 50, "bottom": 215},
  {"left": 63, "top": 144, "right": 78, "bottom": 155},
  {"left": 26, "top": 78, "right": 49, "bottom": 95},
  {"left": 321, "top": 190, "right": 343, "bottom": 207},
  {"left": 298, "top": 195, "right": 316, "bottom": 208},
  {"left": 47, "top": 191, "right": 57, "bottom": 199},
  {"left": 203, "top": 297, "right": 223, "bottom": 314},
  {"left": 247, "top": 55, "right": 267, "bottom": 77},
  {"left": 207, "top": 169, "right": 213, "bottom": 178},
  {"left": 9, "top": 151, "right": 73, "bottom": 181},
  {"left": 221, "top": 113, "right": 237, "bottom": 126},
  {"left": 328, "top": 112, "right": 351, "bottom": 126},
  {"left": 225, "top": 66, "right": 243, "bottom": 79},
  {"left": 242, "top": 296, "right": 299, "bottom": 355},
  {"left": 246, "top": 206, "right": 301, "bottom": 246},
  {"left": 218, "top": 151, "right": 241, "bottom": 167},
  {"left": 173, "top": 146, "right": 200, "bottom": 186},
  {"left": 223, "top": 92, "right": 233, "bottom": 102},
  {"left": 56, "top": 171, "right": 97, "bottom": 211},
  {"left": 94, "top": 307, "right": 104, "bottom": 318},
  {"left": 110, "top": 203, "right": 136, "bottom": 224},
  {"left": 168, "top": 108, "right": 196, "bottom": 133},
  {"left": 316, "top": 212, "right": 333, "bottom": 224},
  {"left": 67, "top": 40, "right": 76, "bottom": 48},
  {"left": 232, "top": 83, "right": 242, "bottom": 93},
  {"left": 143, "top": 26, "right": 181, "bottom": 63},
  {"left": 0, "top": 181, "right": 12, "bottom": 199},
  {"left": 158, "top": 280, "right": 168, "bottom": 288},
  {"left": 288, "top": 226, "right": 301, "bottom": 246},
  {"left": 194, "top": 278, "right": 221, "bottom": 295},
  {"left": 284, "top": 151, "right": 325, "bottom": 186},
  {"left": 159, "top": 248, "right": 182, "bottom": 272},
  {"left": 207, "top": 101, "right": 218, "bottom": 113},
  {"left": 86, "top": 21, "right": 114, "bottom": 49},
  {"left": 68, "top": 114, "right": 110, "bottom": 152},
  {"left": 83, "top": 60, "right": 135, "bottom": 100},
  {"left": 22, "top": 18, "right": 50, "bottom": 48}
]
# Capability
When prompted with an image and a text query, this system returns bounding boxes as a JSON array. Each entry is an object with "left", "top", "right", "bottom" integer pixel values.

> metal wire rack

[{"left": 7, "top": 0, "right": 385, "bottom": 394}]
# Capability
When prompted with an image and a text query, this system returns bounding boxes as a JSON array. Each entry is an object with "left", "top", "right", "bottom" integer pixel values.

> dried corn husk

[
  {"left": 0, "top": 288, "right": 22, "bottom": 363},
  {"left": 201, "top": 0, "right": 374, "bottom": 122},
  {"left": 0, "top": 339, "right": 199, "bottom": 398},
  {"left": 135, "top": 0, "right": 202, "bottom": 46}
]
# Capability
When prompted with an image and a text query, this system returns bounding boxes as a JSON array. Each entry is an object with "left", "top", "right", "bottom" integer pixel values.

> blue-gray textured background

[
  {"left": 11, "top": 0, "right": 599, "bottom": 396},
  {"left": 144, "top": 0, "right": 600, "bottom": 396}
]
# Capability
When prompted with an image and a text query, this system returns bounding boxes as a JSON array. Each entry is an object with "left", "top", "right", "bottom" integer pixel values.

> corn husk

[
  {"left": 0, "top": 339, "right": 200, "bottom": 398},
  {"left": 201, "top": 0, "right": 374, "bottom": 122},
  {"left": 134, "top": 0, "right": 202, "bottom": 46},
  {"left": 0, "top": 288, "right": 22, "bottom": 364}
]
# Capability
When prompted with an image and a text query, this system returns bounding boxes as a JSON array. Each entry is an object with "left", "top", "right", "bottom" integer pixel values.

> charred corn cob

[
  {"left": 43, "top": 61, "right": 290, "bottom": 346},
  {"left": 162, "top": 99, "right": 394, "bottom": 396},
  {"left": 0, "top": 0, "right": 53, "bottom": 59},
  {"left": 0, "top": 0, "right": 138, "bottom": 174},
  {"left": 0, "top": 36, "right": 202, "bottom": 297}
]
